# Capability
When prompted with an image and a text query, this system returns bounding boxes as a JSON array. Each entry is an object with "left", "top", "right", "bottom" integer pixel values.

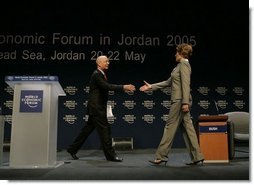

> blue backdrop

[{"left": 0, "top": 1, "right": 248, "bottom": 149}]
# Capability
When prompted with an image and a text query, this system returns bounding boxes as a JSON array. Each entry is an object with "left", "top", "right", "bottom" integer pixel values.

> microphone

[{"left": 214, "top": 100, "right": 219, "bottom": 115}]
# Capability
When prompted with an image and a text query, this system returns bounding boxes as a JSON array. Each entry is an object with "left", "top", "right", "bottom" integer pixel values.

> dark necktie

[{"left": 104, "top": 73, "right": 107, "bottom": 81}]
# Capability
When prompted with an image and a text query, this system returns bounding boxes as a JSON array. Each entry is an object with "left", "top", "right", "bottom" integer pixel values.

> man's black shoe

[
  {"left": 107, "top": 156, "right": 123, "bottom": 162},
  {"left": 67, "top": 151, "right": 79, "bottom": 160}
]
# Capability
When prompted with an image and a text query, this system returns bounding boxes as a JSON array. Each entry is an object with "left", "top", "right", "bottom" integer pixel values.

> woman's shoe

[
  {"left": 186, "top": 159, "right": 204, "bottom": 165},
  {"left": 149, "top": 159, "right": 167, "bottom": 166}
]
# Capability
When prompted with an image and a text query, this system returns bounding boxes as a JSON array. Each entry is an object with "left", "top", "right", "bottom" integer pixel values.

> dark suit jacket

[{"left": 87, "top": 69, "right": 123, "bottom": 126}]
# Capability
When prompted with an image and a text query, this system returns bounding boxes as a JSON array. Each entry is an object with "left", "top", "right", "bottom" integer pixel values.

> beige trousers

[{"left": 155, "top": 100, "right": 204, "bottom": 162}]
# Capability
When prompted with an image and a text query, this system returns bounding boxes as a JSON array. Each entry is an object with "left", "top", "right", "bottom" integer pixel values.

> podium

[
  {"left": 198, "top": 115, "right": 229, "bottom": 163},
  {"left": 5, "top": 76, "right": 66, "bottom": 168}
]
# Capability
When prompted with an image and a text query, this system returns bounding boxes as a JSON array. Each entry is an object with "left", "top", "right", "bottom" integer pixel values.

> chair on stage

[{"left": 224, "top": 111, "right": 249, "bottom": 159}]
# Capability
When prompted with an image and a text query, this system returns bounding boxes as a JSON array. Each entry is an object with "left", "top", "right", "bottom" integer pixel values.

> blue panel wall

[{"left": 0, "top": 1, "right": 248, "bottom": 149}]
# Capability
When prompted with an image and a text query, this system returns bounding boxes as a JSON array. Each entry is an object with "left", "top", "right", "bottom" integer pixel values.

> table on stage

[{"left": 198, "top": 115, "right": 229, "bottom": 163}]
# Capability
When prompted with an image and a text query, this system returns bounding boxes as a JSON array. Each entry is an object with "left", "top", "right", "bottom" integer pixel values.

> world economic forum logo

[
  {"left": 63, "top": 115, "right": 77, "bottom": 124},
  {"left": 122, "top": 115, "right": 136, "bottom": 124},
  {"left": 122, "top": 100, "right": 136, "bottom": 109},
  {"left": 6, "top": 76, "right": 14, "bottom": 81},
  {"left": 20, "top": 90, "right": 43, "bottom": 112}
]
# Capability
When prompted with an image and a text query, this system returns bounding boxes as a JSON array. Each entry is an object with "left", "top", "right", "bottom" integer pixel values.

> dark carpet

[{"left": 0, "top": 147, "right": 249, "bottom": 180}]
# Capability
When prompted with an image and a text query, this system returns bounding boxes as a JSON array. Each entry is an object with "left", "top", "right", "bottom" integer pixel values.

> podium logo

[
  {"left": 49, "top": 76, "right": 57, "bottom": 81},
  {"left": 6, "top": 76, "right": 14, "bottom": 81},
  {"left": 20, "top": 90, "right": 43, "bottom": 112}
]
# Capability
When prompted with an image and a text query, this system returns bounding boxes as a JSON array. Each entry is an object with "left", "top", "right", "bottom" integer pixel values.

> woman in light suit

[{"left": 140, "top": 43, "right": 204, "bottom": 165}]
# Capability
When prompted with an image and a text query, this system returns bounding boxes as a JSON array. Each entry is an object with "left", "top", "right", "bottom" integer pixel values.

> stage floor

[{"left": 0, "top": 147, "right": 249, "bottom": 180}]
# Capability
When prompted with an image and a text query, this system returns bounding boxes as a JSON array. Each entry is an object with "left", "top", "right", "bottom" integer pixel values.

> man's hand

[
  {"left": 139, "top": 80, "right": 152, "bottom": 92},
  {"left": 123, "top": 84, "right": 136, "bottom": 92}
]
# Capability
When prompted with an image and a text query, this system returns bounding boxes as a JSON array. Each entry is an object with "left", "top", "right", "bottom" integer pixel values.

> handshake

[{"left": 123, "top": 81, "right": 152, "bottom": 92}]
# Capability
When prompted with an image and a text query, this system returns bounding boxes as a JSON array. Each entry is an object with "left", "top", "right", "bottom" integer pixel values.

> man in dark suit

[{"left": 67, "top": 55, "right": 135, "bottom": 162}]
